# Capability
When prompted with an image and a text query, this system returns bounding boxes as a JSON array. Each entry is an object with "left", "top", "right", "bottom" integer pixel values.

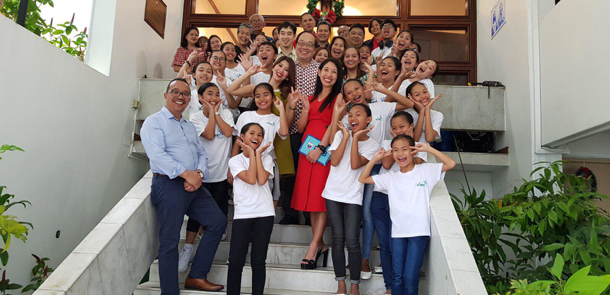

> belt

[{"left": 153, "top": 173, "right": 166, "bottom": 177}]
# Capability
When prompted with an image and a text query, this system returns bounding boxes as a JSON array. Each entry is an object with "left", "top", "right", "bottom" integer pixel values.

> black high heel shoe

[{"left": 301, "top": 246, "right": 329, "bottom": 269}]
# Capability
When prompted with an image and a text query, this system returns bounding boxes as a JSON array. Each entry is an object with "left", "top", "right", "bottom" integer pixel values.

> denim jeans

[
  {"left": 325, "top": 199, "right": 363, "bottom": 284},
  {"left": 151, "top": 175, "right": 227, "bottom": 295},
  {"left": 371, "top": 191, "right": 393, "bottom": 290},
  {"left": 362, "top": 164, "right": 382, "bottom": 260},
  {"left": 227, "top": 216, "right": 274, "bottom": 295},
  {"left": 391, "top": 236, "right": 430, "bottom": 295}
]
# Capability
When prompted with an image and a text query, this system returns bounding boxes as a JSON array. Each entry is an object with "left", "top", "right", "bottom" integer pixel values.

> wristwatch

[
  {"left": 198, "top": 171, "right": 204, "bottom": 179},
  {"left": 214, "top": 112, "right": 220, "bottom": 116},
  {"left": 316, "top": 144, "right": 327, "bottom": 154}
]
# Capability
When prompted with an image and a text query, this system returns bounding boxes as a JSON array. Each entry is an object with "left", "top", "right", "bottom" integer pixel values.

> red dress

[{"left": 292, "top": 95, "right": 336, "bottom": 212}]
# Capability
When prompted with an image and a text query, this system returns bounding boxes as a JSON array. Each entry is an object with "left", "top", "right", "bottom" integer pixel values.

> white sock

[{"left": 184, "top": 244, "right": 194, "bottom": 251}]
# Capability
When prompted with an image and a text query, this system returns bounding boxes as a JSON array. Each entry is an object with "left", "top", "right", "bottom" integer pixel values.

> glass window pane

[
  {"left": 433, "top": 74, "right": 468, "bottom": 85},
  {"left": 198, "top": 27, "right": 239, "bottom": 45},
  {"left": 410, "top": 0, "right": 467, "bottom": 16},
  {"left": 194, "top": 0, "right": 246, "bottom": 14},
  {"left": 259, "top": 0, "right": 397, "bottom": 16},
  {"left": 410, "top": 28, "right": 468, "bottom": 62}
]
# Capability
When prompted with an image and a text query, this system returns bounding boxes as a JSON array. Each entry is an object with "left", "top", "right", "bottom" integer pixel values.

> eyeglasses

[
  {"left": 407, "top": 48, "right": 418, "bottom": 52},
  {"left": 382, "top": 24, "right": 395, "bottom": 29},
  {"left": 211, "top": 56, "right": 226, "bottom": 62},
  {"left": 168, "top": 89, "right": 191, "bottom": 98},
  {"left": 297, "top": 41, "right": 315, "bottom": 48}
]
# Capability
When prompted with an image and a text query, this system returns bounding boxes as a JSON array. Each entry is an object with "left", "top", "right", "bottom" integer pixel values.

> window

[
  {"left": 433, "top": 73, "right": 468, "bottom": 85},
  {"left": 194, "top": 0, "right": 246, "bottom": 14},
  {"left": 410, "top": 28, "right": 468, "bottom": 62},
  {"left": 198, "top": 27, "right": 239, "bottom": 45},
  {"left": 258, "top": 0, "right": 398, "bottom": 16},
  {"left": 410, "top": 0, "right": 467, "bottom": 16}
]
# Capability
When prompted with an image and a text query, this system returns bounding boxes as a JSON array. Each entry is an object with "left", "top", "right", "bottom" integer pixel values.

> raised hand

[
  {"left": 337, "top": 121, "right": 348, "bottom": 136},
  {"left": 236, "top": 139, "right": 255, "bottom": 157},
  {"left": 333, "top": 93, "right": 347, "bottom": 115},
  {"left": 288, "top": 87, "right": 300, "bottom": 109},
  {"left": 390, "top": 43, "right": 399, "bottom": 57},
  {"left": 247, "top": 65, "right": 262, "bottom": 76},
  {"left": 409, "top": 142, "right": 431, "bottom": 154},
  {"left": 365, "top": 81, "right": 385, "bottom": 92},
  {"left": 215, "top": 71, "right": 227, "bottom": 87},
  {"left": 361, "top": 62, "right": 374, "bottom": 74},
  {"left": 408, "top": 94, "right": 425, "bottom": 112},
  {"left": 187, "top": 50, "right": 198, "bottom": 63},
  {"left": 273, "top": 97, "right": 285, "bottom": 110},
  {"left": 214, "top": 102, "right": 222, "bottom": 113},
  {"left": 406, "top": 126, "right": 414, "bottom": 137},
  {"left": 375, "top": 55, "right": 382, "bottom": 66},
  {"left": 388, "top": 128, "right": 397, "bottom": 138},
  {"left": 256, "top": 141, "right": 272, "bottom": 155},
  {"left": 300, "top": 94, "right": 311, "bottom": 112},
  {"left": 240, "top": 55, "right": 253, "bottom": 70},
  {"left": 426, "top": 93, "right": 443, "bottom": 110},
  {"left": 372, "top": 148, "right": 388, "bottom": 161},
  {"left": 353, "top": 126, "right": 373, "bottom": 140},
  {"left": 400, "top": 70, "right": 416, "bottom": 81}
]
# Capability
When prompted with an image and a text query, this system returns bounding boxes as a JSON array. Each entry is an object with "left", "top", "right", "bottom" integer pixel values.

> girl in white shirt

[
  {"left": 178, "top": 83, "right": 235, "bottom": 272},
  {"left": 323, "top": 103, "right": 380, "bottom": 295},
  {"left": 405, "top": 82, "right": 444, "bottom": 163},
  {"left": 359, "top": 135, "right": 456, "bottom": 295},
  {"left": 221, "top": 42, "right": 246, "bottom": 86},
  {"left": 176, "top": 61, "right": 213, "bottom": 117},
  {"left": 227, "top": 123, "right": 276, "bottom": 295},
  {"left": 371, "top": 57, "right": 401, "bottom": 103},
  {"left": 392, "top": 57, "right": 438, "bottom": 99}
]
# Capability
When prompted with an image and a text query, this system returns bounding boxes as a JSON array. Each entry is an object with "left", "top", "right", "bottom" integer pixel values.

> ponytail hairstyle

[
  {"left": 312, "top": 58, "right": 345, "bottom": 112},
  {"left": 391, "top": 134, "right": 416, "bottom": 148},
  {"left": 197, "top": 82, "right": 218, "bottom": 95},
  {"left": 240, "top": 122, "right": 265, "bottom": 137}
]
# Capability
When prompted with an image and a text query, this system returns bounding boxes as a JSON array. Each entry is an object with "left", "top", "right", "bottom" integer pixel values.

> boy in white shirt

[
  {"left": 227, "top": 123, "right": 276, "bottom": 295},
  {"left": 359, "top": 135, "right": 456, "bottom": 295},
  {"left": 404, "top": 81, "right": 444, "bottom": 163},
  {"left": 323, "top": 103, "right": 380, "bottom": 295},
  {"left": 371, "top": 19, "right": 397, "bottom": 60}
]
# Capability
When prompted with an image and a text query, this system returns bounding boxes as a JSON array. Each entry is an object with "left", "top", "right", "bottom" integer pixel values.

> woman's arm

[{"left": 274, "top": 99, "right": 289, "bottom": 138}]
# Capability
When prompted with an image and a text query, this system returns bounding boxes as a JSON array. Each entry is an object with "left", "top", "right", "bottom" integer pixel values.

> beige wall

[{"left": 564, "top": 159, "right": 610, "bottom": 214}]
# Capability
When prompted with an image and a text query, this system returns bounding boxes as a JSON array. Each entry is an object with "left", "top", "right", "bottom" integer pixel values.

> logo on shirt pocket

[
  {"left": 375, "top": 116, "right": 382, "bottom": 122},
  {"left": 416, "top": 181, "right": 428, "bottom": 187},
  {"left": 266, "top": 122, "right": 277, "bottom": 127}
]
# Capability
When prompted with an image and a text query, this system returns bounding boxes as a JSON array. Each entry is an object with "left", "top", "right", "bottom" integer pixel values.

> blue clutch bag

[{"left": 299, "top": 135, "right": 331, "bottom": 166}]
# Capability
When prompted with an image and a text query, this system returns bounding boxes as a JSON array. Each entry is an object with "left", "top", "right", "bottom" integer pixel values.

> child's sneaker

[
  {"left": 178, "top": 245, "right": 194, "bottom": 272},
  {"left": 221, "top": 230, "right": 227, "bottom": 241}
]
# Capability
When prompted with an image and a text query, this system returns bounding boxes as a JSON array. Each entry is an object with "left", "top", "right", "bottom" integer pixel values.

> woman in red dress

[{"left": 292, "top": 58, "right": 345, "bottom": 269}]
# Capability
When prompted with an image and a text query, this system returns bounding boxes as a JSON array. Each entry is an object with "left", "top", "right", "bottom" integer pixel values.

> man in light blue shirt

[{"left": 141, "top": 78, "right": 227, "bottom": 293}]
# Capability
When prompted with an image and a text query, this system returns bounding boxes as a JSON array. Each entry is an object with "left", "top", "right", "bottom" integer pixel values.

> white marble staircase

[{"left": 134, "top": 209, "right": 403, "bottom": 295}]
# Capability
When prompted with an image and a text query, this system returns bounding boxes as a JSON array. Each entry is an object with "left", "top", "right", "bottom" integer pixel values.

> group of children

[{"left": 169, "top": 13, "right": 456, "bottom": 295}]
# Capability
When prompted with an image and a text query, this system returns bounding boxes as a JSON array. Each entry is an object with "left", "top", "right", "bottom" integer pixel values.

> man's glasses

[{"left": 168, "top": 89, "right": 191, "bottom": 98}]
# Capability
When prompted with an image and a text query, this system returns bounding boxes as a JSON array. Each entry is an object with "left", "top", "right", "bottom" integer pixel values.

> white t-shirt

[
  {"left": 371, "top": 46, "right": 391, "bottom": 60},
  {"left": 405, "top": 108, "right": 443, "bottom": 162},
  {"left": 322, "top": 131, "right": 380, "bottom": 205},
  {"left": 233, "top": 111, "right": 286, "bottom": 159},
  {"left": 229, "top": 153, "right": 275, "bottom": 219},
  {"left": 342, "top": 102, "right": 396, "bottom": 144},
  {"left": 397, "top": 78, "right": 435, "bottom": 98},
  {"left": 224, "top": 64, "right": 246, "bottom": 86},
  {"left": 370, "top": 85, "right": 394, "bottom": 103},
  {"left": 251, "top": 72, "right": 270, "bottom": 85},
  {"left": 375, "top": 139, "right": 400, "bottom": 194},
  {"left": 372, "top": 163, "right": 445, "bottom": 238},
  {"left": 187, "top": 89, "right": 202, "bottom": 118},
  {"left": 252, "top": 56, "right": 262, "bottom": 66},
  {"left": 189, "top": 108, "right": 235, "bottom": 183}
]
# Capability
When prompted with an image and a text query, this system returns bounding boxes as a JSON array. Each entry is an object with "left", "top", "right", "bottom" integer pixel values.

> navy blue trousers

[{"left": 151, "top": 174, "right": 227, "bottom": 295}]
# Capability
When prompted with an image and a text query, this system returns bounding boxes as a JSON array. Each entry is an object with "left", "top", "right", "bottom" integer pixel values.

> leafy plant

[
  {"left": 1, "top": 0, "right": 88, "bottom": 60},
  {"left": 498, "top": 254, "right": 610, "bottom": 295},
  {"left": 22, "top": 254, "right": 53, "bottom": 292},
  {"left": 453, "top": 161, "right": 610, "bottom": 293}
]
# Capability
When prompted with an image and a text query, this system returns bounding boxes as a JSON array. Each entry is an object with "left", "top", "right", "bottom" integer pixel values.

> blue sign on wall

[{"left": 491, "top": 0, "right": 507, "bottom": 39}]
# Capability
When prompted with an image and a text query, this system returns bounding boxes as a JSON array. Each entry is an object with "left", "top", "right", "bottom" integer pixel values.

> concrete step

[
  {"left": 135, "top": 281, "right": 335, "bottom": 294},
  {"left": 148, "top": 260, "right": 424, "bottom": 295},
  {"left": 179, "top": 239, "right": 382, "bottom": 268}
]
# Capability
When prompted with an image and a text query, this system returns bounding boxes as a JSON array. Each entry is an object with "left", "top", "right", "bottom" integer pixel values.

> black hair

[
  {"left": 400, "top": 49, "right": 420, "bottom": 66},
  {"left": 382, "top": 19, "right": 397, "bottom": 31},
  {"left": 342, "top": 46, "right": 365, "bottom": 79},
  {"left": 181, "top": 26, "right": 200, "bottom": 49},
  {"left": 301, "top": 12, "right": 314, "bottom": 21},
  {"left": 368, "top": 18, "right": 383, "bottom": 34},
  {"left": 210, "top": 50, "right": 226, "bottom": 59},
  {"left": 430, "top": 59, "right": 440, "bottom": 78},
  {"left": 317, "top": 21, "right": 331, "bottom": 31},
  {"left": 253, "top": 82, "right": 274, "bottom": 97},
  {"left": 197, "top": 82, "right": 218, "bottom": 96},
  {"left": 391, "top": 134, "right": 416, "bottom": 148},
  {"left": 359, "top": 43, "right": 372, "bottom": 52},
  {"left": 398, "top": 30, "right": 414, "bottom": 42},
  {"left": 412, "top": 42, "right": 422, "bottom": 52},
  {"left": 220, "top": 41, "right": 235, "bottom": 52},
  {"left": 312, "top": 58, "right": 344, "bottom": 112},
  {"left": 391, "top": 111, "right": 414, "bottom": 125},
  {"left": 296, "top": 30, "right": 316, "bottom": 44},
  {"left": 405, "top": 81, "right": 426, "bottom": 96},
  {"left": 278, "top": 21, "right": 297, "bottom": 34},
  {"left": 349, "top": 103, "right": 372, "bottom": 117},
  {"left": 240, "top": 122, "right": 265, "bottom": 137},
  {"left": 349, "top": 23, "right": 365, "bottom": 33},
  {"left": 166, "top": 78, "right": 189, "bottom": 92},
  {"left": 192, "top": 61, "right": 212, "bottom": 73},
  {"left": 328, "top": 36, "right": 347, "bottom": 59},
  {"left": 259, "top": 41, "right": 278, "bottom": 54},
  {"left": 342, "top": 78, "right": 363, "bottom": 92},
  {"left": 207, "top": 35, "right": 222, "bottom": 55},
  {"left": 381, "top": 56, "right": 402, "bottom": 80}
]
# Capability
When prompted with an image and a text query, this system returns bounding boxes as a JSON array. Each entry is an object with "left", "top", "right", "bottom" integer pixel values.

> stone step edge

[{"left": 136, "top": 281, "right": 337, "bottom": 295}]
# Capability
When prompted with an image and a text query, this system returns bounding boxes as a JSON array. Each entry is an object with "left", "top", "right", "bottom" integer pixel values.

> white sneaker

[
  {"left": 374, "top": 266, "right": 383, "bottom": 274},
  {"left": 178, "top": 246, "right": 193, "bottom": 272},
  {"left": 361, "top": 270, "right": 372, "bottom": 280},
  {"left": 221, "top": 230, "right": 227, "bottom": 241}
]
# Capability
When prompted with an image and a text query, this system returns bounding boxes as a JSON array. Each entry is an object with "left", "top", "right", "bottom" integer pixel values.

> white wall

[
  {"left": 477, "top": 0, "right": 536, "bottom": 196},
  {"left": 445, "top": 171, "right": 494, "bottom": 199},
  {"left": 566, "top": 130, "right": 610, "bottom": 159},
  {"left": 0, "top": 0, "right": 183, "bottom": 287},
  {"left": 538, "top": 0, "right": 610, "bottom": 145}
]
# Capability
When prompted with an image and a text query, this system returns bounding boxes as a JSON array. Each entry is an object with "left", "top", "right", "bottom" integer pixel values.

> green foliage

[
  {"left": 22, "top": 254, "right": 54, "bottom": 292},
  {"left": 498, "top": 254, "right": 610, "bottom": 295},
  {"left": 1, "top": 0, "right": 88, "bottom": 60},
  {"left": 453, "top": 161, "right": 610, "bottom": 294}
]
